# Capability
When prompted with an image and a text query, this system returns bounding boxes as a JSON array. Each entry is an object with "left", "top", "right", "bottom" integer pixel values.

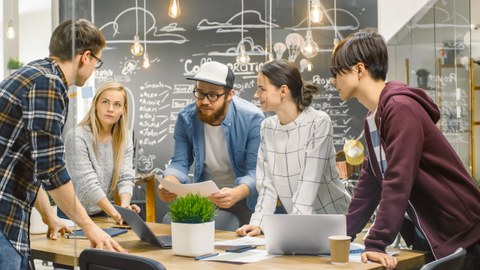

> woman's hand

[
  {"left": 126, "top": 204, "right": 141, "bottom": 213},
  {"left": 111, "top": 210, "right": 124, "bottom": 225},
  {"left": 235, "top": 224, "right": 261, "bottom": 237}
]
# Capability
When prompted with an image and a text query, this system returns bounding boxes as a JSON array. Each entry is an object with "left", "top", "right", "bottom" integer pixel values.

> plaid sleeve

[{"left": 23, "top": 74, "right": 70, "bottom": 190}]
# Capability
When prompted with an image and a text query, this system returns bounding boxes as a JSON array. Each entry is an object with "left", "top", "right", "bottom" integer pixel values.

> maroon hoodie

[{"left": 347, "top": 80, "right": 480, "bottom": 259}]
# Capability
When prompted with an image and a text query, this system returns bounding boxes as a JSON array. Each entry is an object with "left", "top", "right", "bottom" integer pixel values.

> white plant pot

[
  {"left": 171, "top": 221, "right": 215, "bottom": 257},
  {"left": 30, "top": 206, "right": 57, "bottom": 234}
]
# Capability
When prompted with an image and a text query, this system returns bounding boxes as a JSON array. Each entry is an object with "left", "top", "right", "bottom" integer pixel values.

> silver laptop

[
  {"left": 114, "top": 205, "right": 172, "bottom": 248},
  {"left": 263, "top": 214, "right": 346, "bottom": 255}
]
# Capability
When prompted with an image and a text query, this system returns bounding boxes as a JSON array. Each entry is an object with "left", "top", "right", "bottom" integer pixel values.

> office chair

[
  {"left": 420, "top": 247, "right": 466, "bottom": 270},
  {"left": 79, "top": 248, "right": 166, "bottom": 270},
  {"left": 162, "top": 209, "right": 241, "bottom": 231}
]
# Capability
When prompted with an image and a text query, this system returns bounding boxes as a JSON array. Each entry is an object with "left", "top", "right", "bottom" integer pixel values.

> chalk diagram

[
  {"left": 196, "top": 8, "right": 278, "bottom": 59},
  {"left": 97, "top": 4, "right": 189, "bottom": 46}
]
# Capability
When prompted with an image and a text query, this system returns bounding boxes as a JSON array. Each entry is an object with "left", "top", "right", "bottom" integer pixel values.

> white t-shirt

[{"left": 203, "top": 124, "right": 236, "bottom": 188}]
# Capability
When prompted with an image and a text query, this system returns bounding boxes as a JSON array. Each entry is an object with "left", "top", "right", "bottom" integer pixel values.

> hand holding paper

[{"left": 159, "top": 178, "right": 220, "bottom": 197}]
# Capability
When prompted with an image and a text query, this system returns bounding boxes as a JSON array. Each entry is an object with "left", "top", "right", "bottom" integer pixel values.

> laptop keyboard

[{"left": 158, "top": 235, "right": 172, "bottom": 247}]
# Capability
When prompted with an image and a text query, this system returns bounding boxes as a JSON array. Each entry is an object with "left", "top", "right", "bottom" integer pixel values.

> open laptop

[
  {"left": 114, "top": 205, "right": 171, "bottom": 248},
  {"left": 263, "top": 214, "right": 346, "bottom": 255}
]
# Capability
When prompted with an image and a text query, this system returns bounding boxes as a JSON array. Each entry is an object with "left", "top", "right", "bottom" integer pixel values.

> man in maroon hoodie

[{"left": 330, "top": 28, "right": 480, "bottom": 270}]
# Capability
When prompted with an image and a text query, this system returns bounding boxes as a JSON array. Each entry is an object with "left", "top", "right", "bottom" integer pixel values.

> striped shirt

[
  {"left": 0, "top": 58, "right": 71, "bottom": 255},
  {"left": 250, "top": 107, "right": 351, "bottom": 230}
]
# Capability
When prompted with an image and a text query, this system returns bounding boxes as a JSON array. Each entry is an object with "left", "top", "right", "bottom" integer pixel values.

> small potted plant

[
  {"left": 415, "top": 68, "right": 430, "bottom": 89},
  {"left": 168, "top": 193, "right": 217, "bottom": 257},
  {"left": 7, "top": 57, "right": 23, "bottom": 73}
]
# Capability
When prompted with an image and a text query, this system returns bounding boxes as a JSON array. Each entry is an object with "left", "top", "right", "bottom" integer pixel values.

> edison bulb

[
  {"left": 236, "top": 44, "right": 250, "bottom": 66},
  {"left": 143, "top": 53, "right": 151, "bottom": 69},
  {"left": 131, "top": 35, "right": 144, "bottom": 56},
  {"left": 168, "top": 0, "right": 181, "bottom": 19},
  {"left": 310, "top": 0, "right": 322, "bottom": 23},
  {"left": 6, "top": 20, "right": 15, "bottom": 39},
  {"left": 301, "top": 30, "right": 319, "bottom": 59}
]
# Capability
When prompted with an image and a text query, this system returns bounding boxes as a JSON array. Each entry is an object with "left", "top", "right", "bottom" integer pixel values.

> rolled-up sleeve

[{"left": 163, "top": 113, "right": 193, "bottom": 183}]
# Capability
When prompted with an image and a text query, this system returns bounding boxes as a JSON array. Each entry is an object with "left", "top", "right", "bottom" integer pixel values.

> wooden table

[{"left": 30, "top": 218, "right": 425, "bottom": 270}]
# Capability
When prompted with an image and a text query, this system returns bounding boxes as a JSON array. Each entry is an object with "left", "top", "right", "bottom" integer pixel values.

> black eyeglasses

[
  {"left": 193, "top": 89, "right": 226, "bottom": 102},
  {"left": 90, "top": 53, "right": 104, "bottom": 69},
  {"left": 79, "top": 51, "right": 103, "bottom": 69}
]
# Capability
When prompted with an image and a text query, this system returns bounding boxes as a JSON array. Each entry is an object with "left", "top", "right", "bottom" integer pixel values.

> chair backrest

[
  {"left": 79, "top": 248, "right": 166, "bottom": 270},
  {"left": 420, "top": 248, "right": 467, "bottom": 270},
  {"left": 162, "top": 209, "right": 241, "bottom": 231}
]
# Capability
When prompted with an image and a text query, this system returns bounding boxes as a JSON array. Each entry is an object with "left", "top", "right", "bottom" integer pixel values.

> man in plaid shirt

[{"left": 0, "top": 19, "right": 125, "bottom": 269}]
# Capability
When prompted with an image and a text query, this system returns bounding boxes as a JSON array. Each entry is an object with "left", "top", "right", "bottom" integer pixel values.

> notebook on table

[
  {"left": 263, "top": 214, "right": 346, "bottom": 255},
  {"left": 114, "top": 205, "right": 172, "bottom": 248}
]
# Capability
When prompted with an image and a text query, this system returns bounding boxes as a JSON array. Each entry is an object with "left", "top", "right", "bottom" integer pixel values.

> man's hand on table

[
  {"left": 45, "top": 216, "right": 72, "bottom": 240},
  {"left": 361, "top": 251, "right": 397, "bottom": 270},
  {"left": 82, "top": 224, "right": 127, "bottom": 253}
]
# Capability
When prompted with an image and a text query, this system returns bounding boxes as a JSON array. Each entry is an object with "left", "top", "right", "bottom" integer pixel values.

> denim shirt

[{"left": 164, "top": 96, "right": 264, "bottom": 211}]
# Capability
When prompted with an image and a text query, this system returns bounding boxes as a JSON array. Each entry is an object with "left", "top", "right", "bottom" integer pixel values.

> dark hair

[
  {"left": 331, "top": 28, "right": 388, "bottom": 81},
  {"left": 260, "top": 59, "right": 319, "bottom": 110},
  {"left": 49, "top": 19, "right": 106, "bottom": 61}
]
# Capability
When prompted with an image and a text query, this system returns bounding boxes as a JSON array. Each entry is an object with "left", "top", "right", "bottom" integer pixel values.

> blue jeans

[{"left": 0, "top": 232, "right": 28, "bottom": 270}]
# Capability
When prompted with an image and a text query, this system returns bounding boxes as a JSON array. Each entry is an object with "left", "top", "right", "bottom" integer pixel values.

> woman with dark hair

[{"left": 236, "top": 59, "right": 350, "bottom": 237}]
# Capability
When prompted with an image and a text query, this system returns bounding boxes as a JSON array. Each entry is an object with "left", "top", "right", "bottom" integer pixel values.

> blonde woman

[{"left": 62, "top": 82, "right": 139, "bottom": 224}]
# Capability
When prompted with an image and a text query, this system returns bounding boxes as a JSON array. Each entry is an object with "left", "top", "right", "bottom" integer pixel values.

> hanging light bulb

[
  {"left": 310, "top": 0, "right": 322, "bottom": 23},
  {"left": 236, "top": 44, "right": 250, "bottom": 66},
  {"left": 6, "top": 20, "right": 16, "bottom": 39},
  {"left": 168, "top": 0, "right": 181, "bottom": 19},
  {"left": 301, "top": 30, "right": 319, "bottom": 59},
  {"left": 307, "top": 60, "right": 313, "bottom": 71},
  {"left": 131, "top": 34, "right": 144, "bottom": 56},
  {"left": 142, "top": 52, "right": 151, "bottom": 69},
  {"left": 236, "top": 0, "right": 249, "bottom": 66}
]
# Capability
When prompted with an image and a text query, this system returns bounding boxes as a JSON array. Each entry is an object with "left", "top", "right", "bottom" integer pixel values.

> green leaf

[{"left": 168, "top": 193, "right": 217, "bottom": 224}]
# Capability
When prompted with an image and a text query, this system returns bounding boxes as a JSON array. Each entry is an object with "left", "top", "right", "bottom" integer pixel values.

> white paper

[
  {"left": 348, "top": 250, "right": 399, "bottom": 263},
  {"left": 215, "top": 236, "right": 266, "bottom": 247},
  {"left": 201, "top": 250, "right": 277, "bottom": 263},
  {"left": 159, "top": 178, "right": 220, "bottom": 197}
]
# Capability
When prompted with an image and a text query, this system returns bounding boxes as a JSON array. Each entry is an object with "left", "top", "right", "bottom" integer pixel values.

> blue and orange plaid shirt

[{"left": 0, "top": 58, "right": 71, "bottom": 255}]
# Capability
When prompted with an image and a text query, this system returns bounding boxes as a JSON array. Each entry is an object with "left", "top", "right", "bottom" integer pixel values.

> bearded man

[{"left": 158, "top": 61, "right": 264, "bottom": 225}]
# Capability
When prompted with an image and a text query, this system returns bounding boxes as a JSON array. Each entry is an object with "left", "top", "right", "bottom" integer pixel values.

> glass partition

[{"left": 387, "top": 0, "right": 474, "bottom": 176}]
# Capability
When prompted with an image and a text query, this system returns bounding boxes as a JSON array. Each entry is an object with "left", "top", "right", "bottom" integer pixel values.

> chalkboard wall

[{"left": 82, "top": 0, "right": 376, "bottom": 178}]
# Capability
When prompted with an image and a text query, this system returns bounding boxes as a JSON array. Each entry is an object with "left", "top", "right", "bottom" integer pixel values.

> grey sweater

[{"left": 64, "top": 126, "right": 135, "bottom": 215}]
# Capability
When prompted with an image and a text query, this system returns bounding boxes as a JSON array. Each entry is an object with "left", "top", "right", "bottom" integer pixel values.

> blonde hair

[{"left": 79, "top": 82, "right": 129, "bottom": 195}]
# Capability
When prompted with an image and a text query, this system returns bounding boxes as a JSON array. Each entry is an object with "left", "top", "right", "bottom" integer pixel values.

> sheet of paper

[
  {"left": 201, "top": 250, "right": 277, "bottom": 263},
  {"left": 159, "top": 178, "right": 220, "bottom": 197},
  {"left": 349, "top": 250, "right": 399, "bottom": 263},
  {"left": 215, "top": 236, "right": 266, "bottom": 248}
]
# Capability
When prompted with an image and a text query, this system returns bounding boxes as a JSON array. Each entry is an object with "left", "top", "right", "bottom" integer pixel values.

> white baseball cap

[{"left": 187, "top": 61, "right": 235, "bottom": 89}]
